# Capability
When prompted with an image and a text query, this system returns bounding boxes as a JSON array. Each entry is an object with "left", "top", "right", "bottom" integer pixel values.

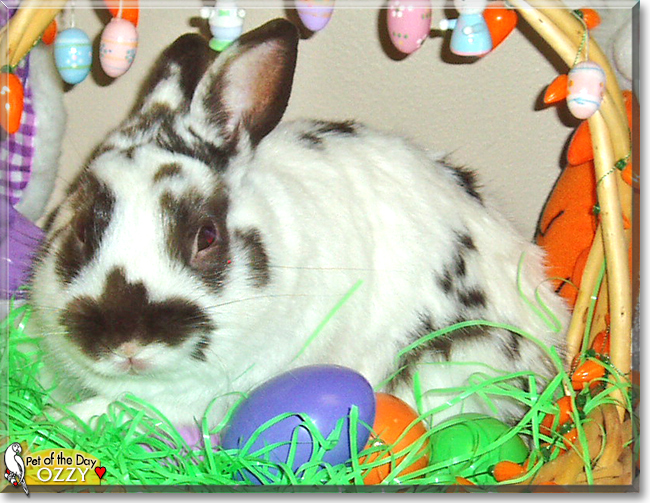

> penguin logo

[{"left": 4, "top": 442, "right": 29, "bottom": 495}]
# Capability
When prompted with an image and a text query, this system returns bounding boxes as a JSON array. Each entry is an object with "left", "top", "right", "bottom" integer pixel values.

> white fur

[
  {"left": 29, "top": 24, "right": 570, "bottom": 429},
  {"left": 30, "top": 122, "right": 569, "bottom": 427}
]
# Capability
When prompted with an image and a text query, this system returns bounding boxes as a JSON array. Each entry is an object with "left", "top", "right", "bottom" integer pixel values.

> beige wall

[{"left": 51, "top": 1, "right": 623, "bottom": 238}]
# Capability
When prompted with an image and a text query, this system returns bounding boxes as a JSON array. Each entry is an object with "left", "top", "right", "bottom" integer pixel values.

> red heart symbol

[
  {"left": 95, "top": 466, "right": 106, "bottom": 480},
  {"left": 484, "top": 4, "right": 518, "bottom": 51}
]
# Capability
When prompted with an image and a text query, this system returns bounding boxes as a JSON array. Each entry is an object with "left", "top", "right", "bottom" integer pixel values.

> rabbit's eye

[
  {"left": 196, "top": 224, "right": 218, "bottom": 252},
  {"left": 74, "top": 217, "right": 88, "bottom": 244}
]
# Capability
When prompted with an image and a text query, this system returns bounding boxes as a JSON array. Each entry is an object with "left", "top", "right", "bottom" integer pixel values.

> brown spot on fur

[
  {"left": 443, "top": 163, "right": 483, "bottom": 203},
  {"left": 388, "top": 319, "right": 493, "bottom": 393},
  {"left": 457, "top": 232, "right": 476, "bottom": 251},
  {"left": 55, "top": 171, "right": 115, "bottom": 285},
  {"left": 501, "top": 332, "right": 522, "bottom": 360},
  {"left": 314, "top": 120, "right": 358, "bottom": 136},
  {"left": 160, "top": 189, "right": 231, "bottom": 291},
  {"left": 153, "top": 163, "right": 183, "bottom": 183},
  {"left": 458, "top": 288, "right": 487, "bottom": 309},
  {"left": 121, "top": 103, "right": 176, "bottom": 138},
  {"left": 62, "top": 267, "right": 214, "bottom": 359},
  {"left": 134, "top": 33, "right": 216, "bottom": 110},
  {"left": 436, "top": 270, "right": 453, "bottom": 294},
  {"left": 234, "top": 229, "right": 271, "bottom": 288},
  {"left": 454, "top": 255, "right": 467, "bottom": 277}
]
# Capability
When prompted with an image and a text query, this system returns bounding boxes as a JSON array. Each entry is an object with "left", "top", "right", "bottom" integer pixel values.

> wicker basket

[
  {"left": 1, "top": 0, "right": 637, "bottom": 491},
  {"left": 505, "top": 0, "right": 636, "bottom": 487}
]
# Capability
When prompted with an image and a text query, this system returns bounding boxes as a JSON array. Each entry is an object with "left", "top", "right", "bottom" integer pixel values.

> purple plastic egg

[
  {"left": 296, "top": 0, "right": 335, "bottom": 32},
  {"left": 221, "top": 364, "right": 376, "bottom": 483}
]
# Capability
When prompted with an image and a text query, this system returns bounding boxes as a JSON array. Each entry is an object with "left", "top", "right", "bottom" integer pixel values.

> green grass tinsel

[{"left": 0, "top": 293, "right": 637, "bottom": 492}]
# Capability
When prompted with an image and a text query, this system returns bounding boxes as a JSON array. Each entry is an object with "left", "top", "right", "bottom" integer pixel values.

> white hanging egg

[
  {"left": 54, "top": 28, "right": 92, "bottom": 85},
  {"left": 99, "top": 17, "right": 139, "bottom": 78},
  {"left": 296, "top": 0, "right": 335, "bottom": 32},
  {"left": 387, "top": 0, "right": 432, "bottom": 55},
  {"left": 201, "top": 1, "right": 246, "bottom": 52},
  {"left": 567, "top": 60, "right": 606, "bottom": 120}
]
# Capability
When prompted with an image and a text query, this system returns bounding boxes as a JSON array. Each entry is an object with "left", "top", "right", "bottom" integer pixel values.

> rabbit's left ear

[{"left": 189, "top": 18, "right": 299, "bottom": 152}]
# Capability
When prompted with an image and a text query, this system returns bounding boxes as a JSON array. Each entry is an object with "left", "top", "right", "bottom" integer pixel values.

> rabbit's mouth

[{"left": 116, "top": 356, "right": 151, "bottom": 374}]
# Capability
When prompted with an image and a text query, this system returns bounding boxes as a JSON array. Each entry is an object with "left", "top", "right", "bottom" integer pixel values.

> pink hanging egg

[
  {"left": 99, "top": 17, "right": 138, "bottom": 78},
  {"left": 566, "top": 60, "right": 606, "bottom": 120},
  {"left": 296, "top": 0, "right": 335, "bottom": 32},
  {"left": 387, "top": 0, "right": 432, "bottom": 55}
]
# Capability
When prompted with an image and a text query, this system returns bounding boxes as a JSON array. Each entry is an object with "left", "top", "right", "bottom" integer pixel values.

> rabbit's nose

[{"left": 116, "top": 342, "right": 142, "bottom": 358}]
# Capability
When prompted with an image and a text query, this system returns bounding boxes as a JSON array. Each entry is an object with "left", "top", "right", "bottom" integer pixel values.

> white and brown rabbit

[{"left": 29, "top": 19, "right": 568, "bottom": 429}]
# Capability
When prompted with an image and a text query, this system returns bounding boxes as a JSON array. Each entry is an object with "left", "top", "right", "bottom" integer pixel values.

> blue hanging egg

[{"left": 54, "top": 27, "right": 92, "bottom": 85}]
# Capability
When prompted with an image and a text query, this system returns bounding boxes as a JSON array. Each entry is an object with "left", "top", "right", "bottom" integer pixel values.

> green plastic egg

[{"left": 427, "top": 413, "right": 529, "bottom": 484}]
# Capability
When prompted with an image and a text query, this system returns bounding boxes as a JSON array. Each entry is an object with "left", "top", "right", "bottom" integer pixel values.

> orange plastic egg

[{"left": 360, "top": 393, "right": 430, "bottom": 484}]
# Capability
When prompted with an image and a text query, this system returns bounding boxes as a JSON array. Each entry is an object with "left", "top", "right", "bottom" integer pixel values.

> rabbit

[{"left": 28, "top": 18, "right": 569, "bottom": 430}]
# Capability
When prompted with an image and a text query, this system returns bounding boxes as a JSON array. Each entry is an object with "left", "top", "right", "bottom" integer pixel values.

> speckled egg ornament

[
  {"left": 387, "top": 0, "right": 432, "bottom": 55},
  {"left": 295, "top": 0, "right": 335, "bottom": 32},
  {"left": 54, "top": 27, "right": 92, "bottom": 85},
  {"left": 100, "top": 17, "right": 138, "bottom": 78},
  {"left": 567, "top": 60, "right": 606, "bottom": 120}
]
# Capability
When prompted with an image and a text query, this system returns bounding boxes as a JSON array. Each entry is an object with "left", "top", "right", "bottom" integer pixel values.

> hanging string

[
  {"left": 69, "top": 0, "right": 77, "bottom": 29},
  {"left": 571, "top": 10, "right": 590, "bottom": 64},
  {"left": 596, "top": 152, "right": 632, "bottom": 188}
]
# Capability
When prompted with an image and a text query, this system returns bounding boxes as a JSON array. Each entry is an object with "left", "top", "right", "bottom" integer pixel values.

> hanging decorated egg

[
  {"left": 387, "top": 0, "right": 432, "bottom": 55},
  {"left": 567, "top": 60, "right": 606, "bottom": 120},
  {"left": 221, "top": 364, "right": 376, "bottom": 484},
  {"left": 360, "top": 393, "right": 430, "bottom": 484},
  {"left": 54, "top": 27, "right": 92, "bottom": 85},
  {"left": 201, "top": 1, "right": 246, "bottom": 52},
  {"left": 0, "top": 72, "right": 25, "bottom": 134},
  {"left": 295, "top": 0, "right": 335, "bottom": 32},
  {"left": 99, "top": 17, "right": 138, "bottom": 78}
]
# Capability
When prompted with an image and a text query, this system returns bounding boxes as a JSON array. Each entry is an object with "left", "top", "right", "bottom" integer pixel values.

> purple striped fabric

[{"left": 1, "top": 7, "right": 37, "bottom": 207}]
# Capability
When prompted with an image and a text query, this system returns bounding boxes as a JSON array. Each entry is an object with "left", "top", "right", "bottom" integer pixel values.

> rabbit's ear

[
  {"left": 189, "top": 18, "right": 299, "bottom": 151},
  {"left": 130, "top": 33, "right": 217, "bottom": 118}
]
